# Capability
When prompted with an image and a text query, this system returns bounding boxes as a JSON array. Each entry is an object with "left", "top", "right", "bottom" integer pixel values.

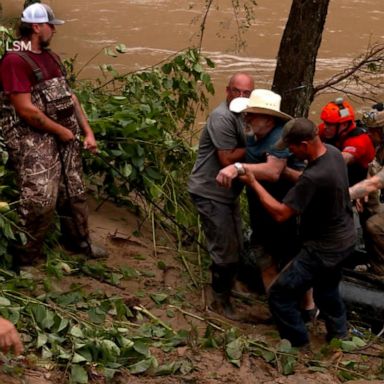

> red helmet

[{"left": 320, "top": 98, "right": 355, "bottom": 125}]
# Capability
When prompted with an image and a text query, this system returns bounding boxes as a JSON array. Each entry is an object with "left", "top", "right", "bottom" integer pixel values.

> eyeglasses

[{"left": 228, "top": 87, "right": 252, "bottom": 98}]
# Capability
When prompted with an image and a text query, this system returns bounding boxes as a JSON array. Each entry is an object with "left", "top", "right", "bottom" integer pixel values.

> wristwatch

[{"left": 234, "top": 162, "right": 245, "bottom": 176}]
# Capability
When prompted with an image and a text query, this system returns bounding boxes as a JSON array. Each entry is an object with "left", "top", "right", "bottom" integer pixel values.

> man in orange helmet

[{"left": 319, "top": 98, "right": 375, "bottom": 185}]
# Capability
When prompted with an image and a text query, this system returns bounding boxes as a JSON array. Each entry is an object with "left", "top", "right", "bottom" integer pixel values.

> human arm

[
  {"left": 0, "top": 317, "right": 23, "bottom": 355},
  {"left": 349, "top": 169, "right": 384, "bottom": 200},
  {"left": 240, "top": 171, "right": 296, "bottom": 222},
  {"left": 216, "top": 155, "right": 286, "bottom": 189},
  {"left": 9, "top": 93, "right": 74, "bottom": 142},
  {"left": 71, "top": 94, "right": 97, "bottom": 153},
  {"left": 217, "top": 148, "right": 246, "bottom": 167},
  {"left": 281, "top": 166, "right": 303, "bottom": 183}
]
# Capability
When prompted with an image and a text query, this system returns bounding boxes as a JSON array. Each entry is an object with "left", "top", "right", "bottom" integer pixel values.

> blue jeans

[{"left": 268, "top": 245, "right": 354, "bottom": 347}]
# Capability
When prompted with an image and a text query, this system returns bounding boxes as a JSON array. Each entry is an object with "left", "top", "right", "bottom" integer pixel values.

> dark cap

[{"left": 276, "top": 118, "right": 318, "bottom": 149}]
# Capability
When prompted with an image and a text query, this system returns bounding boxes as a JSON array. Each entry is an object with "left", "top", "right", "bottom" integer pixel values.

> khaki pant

[{"left": 365, "top": 212, "right": 384, "bottom": 275}]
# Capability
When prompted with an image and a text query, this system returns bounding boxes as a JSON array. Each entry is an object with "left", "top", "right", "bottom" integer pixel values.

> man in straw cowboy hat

[
  {"left": 188, "top": 72, "right": 254, "bottom": 320},
  {"left": 216, "top": 90, "right": 305, "bottom": 296},
  {"left": 350, "top": 109, "right": 384, "bottom": 276},
  {"left": 241, "top": 117, "right": 356, "bottom": 347}
]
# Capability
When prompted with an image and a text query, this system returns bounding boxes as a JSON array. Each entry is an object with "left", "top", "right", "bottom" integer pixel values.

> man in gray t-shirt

[{"left": 188, "top": 72, "right": 254, "bottom": 319}]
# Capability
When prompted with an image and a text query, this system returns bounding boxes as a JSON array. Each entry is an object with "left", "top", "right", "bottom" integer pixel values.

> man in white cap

[
  {"left": 0, "top": 3, "right": 107, "bottom": 267},
  {"left": 242, "top": 117, "right": 356, "bottom": 347},
  {"left": 216, "top": 90, "right": 305, "bottom": 295},
  {"left": 350, "top": 110, "right": 384, "bottom": 276},
  {"left": 188, "top": 72, "right": 254, "bottom": 319}
]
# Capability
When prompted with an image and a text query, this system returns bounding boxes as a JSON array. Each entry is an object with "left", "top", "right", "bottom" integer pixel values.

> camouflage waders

[{"left": 0, "top": 51, "right": 89, "bottom": 264}]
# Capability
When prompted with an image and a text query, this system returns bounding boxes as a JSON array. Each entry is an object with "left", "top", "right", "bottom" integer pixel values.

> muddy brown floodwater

[{"left": 1, "top": 0, "right": 383, "bottom": 121}]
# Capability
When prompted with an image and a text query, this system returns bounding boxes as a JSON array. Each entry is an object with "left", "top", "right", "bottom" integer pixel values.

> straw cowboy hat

[{"left": 229, "top": 89, "right": 292, "bottom": 121}]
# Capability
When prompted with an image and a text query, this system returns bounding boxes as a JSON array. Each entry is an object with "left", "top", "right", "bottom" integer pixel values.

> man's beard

[{"left": 40, "top": 38, "right": 51, "bottom": 49}]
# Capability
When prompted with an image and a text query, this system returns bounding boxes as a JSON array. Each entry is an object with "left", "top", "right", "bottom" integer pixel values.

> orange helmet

[{"left": 320, "top": 98, "right": 355, "bottom": 125}]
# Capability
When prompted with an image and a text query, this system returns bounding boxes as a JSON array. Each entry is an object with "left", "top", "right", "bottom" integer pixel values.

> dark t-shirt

[
  {"left": 283, "top": 144, "right": 356, "bottom": 253},
  {"left": 0, "top": 50, "right": 62, "bottom": 93}
]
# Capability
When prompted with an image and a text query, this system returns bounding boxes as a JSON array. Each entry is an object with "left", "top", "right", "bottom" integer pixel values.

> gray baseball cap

[{"left": 21, "top": 3, "right": 65, "bottom": 25}]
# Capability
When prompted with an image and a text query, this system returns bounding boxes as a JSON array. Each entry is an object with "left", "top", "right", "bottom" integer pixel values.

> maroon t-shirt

[{"left": 0, "top": 50, "right": 62, "bottom": 94}]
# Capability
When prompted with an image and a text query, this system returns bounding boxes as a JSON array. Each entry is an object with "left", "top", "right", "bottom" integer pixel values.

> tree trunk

[{"left": 272, "top": 0, "right": 330, "bottom": 117}]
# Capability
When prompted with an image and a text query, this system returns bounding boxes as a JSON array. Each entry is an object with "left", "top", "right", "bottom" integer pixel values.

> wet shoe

[
  {"left": 209, "top": 291, "right": 241, "bottom": 321},
  {"left": 301, "top": 307, "right": 320, "bottom": 324},
  {"left": 79, "top": 241, "right": 108, "bottom": 259}
]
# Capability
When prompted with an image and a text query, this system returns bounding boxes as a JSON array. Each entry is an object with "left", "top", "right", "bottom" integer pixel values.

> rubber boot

[
  {"left": 209, "top": 262, "right": 240, "bottom": 320},
  {"left": 209, "top": 290, "right": 240, "bottom": 321}
]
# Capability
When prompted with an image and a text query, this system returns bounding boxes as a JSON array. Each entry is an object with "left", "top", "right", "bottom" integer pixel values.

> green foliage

[
  {"left": 78, "top": 48, "right": 215, "bottom": 237},
  {"left": 0, "top": 25, "right": 15, "bottom": 59}
]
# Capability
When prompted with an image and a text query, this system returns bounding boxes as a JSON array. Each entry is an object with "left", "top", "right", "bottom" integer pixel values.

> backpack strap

[
  {"left": 12, "top": 51, "right": 44, "bottom": 82},
  {"left": 44, "top": 49, "right": 67, "bottom": 78},
  {"left": 345, "top": 126, "right": 368, "bottom": 138}
]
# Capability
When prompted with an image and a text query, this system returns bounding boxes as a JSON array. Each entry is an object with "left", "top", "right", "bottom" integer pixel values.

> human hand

[
  {"left": 216, "top": 165, "right": 238, "bottom": 188},
  {"left": 239, "top": 171, "right": 256, "bottom": 187},
  {"left": 83, "top": 132, "right": 97, "bottom": 154},
  {"left": 354, "top": 197, "right": 367, "bottom": 213},
  {"left": 0, "top": 317, "right": 23, "bottom": 355},
  {"left": 57, "top": 128, "right": 75, "bottom": 142}
]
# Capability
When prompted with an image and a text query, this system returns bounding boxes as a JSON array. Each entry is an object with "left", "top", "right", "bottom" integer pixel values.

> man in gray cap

[
  {"left": 241, "top": 117, "right": 356, "bottom": 347},
  {"left": 0, "top": 3, "right": 107, "bottom": 267}
]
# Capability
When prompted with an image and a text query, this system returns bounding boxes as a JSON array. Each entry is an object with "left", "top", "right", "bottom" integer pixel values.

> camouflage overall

[{"left": 0, "top": 51, "right": 89, "bottom": 263}]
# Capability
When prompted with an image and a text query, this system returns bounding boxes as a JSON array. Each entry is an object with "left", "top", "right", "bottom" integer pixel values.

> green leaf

[
  {"left": 36, "top": 332, "right": 48, "bottom": 349},
  {"left": 261, "top": 350, "right": 275, "bottom": 363},
  {"left": 341, "top": 340, "right": 358, "bottom": 352},
  {"left": 115, "top": 43, "right": 128, "bottom": 53},
  {"left": 70, "top": 326, "right": 84, "bottom": 338},
  {"left": 133, "top": 341, "right": 150, "bottom": 357},
  {"left": 128, "top": 357, "right": 153, "bottom": 374},
  {"left": 87, "top": 307, "right": 106, "bottom": 324},
  {"left": 150, "top": 293, "right": 168, "bottom": 305},
  {"left": 351, "top": 336, "right": 366, "bottom": 348},
  {"left": 225, "top": 337, "right": 244, "bottom": 367},
  {"left": 71, "top": 364, "right": 88, "bottom": 384},
  {"left": 277, "top": 339, "right": 293, "bottom": 353},
  {"left": 0, "top": 297, "right": 11, "bottom": 306},
  {"left": 72, "top": 353, "right": 88, "bottom": 364}
]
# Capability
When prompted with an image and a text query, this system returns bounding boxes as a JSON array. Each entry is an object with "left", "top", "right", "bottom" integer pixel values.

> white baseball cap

[{"left": 21, "top": 3, "right": 65, "bottom": 25}]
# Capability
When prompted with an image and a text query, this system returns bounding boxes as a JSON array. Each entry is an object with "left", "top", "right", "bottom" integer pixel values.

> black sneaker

[{"left": 301, "top": 307, "right": 320, "bottom": 324}]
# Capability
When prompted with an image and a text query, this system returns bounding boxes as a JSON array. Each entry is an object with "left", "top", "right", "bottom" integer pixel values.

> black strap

[
  {"left": 7, "top": 50, "right": 67, "bottom": 83},
  {"left": 12, "top": 51, "right": 44, "bottom": 82},
  {"left": 44, "top": 49, "right": 67, "bottom": 78},
  {"left": 345, "top": 126, "right": 367, "bottom": 138}
]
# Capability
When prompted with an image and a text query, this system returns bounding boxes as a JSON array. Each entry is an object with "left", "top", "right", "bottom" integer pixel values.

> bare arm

[
  {"left": 10, "top": 93, "right": 74, "bottom": 142},
  {"left": 281, "top": 166, "right": 303, "bottom": 183},
  {"left": 217, "top": 147, "right": 246, "bottom": 167},
  {"left": 216, "top": 155, "right": 286, "bottom": 189},
  {"left": 71, "top": 94, "right": 97, "bottom": 153},
  {"left": 349, "top": 169, "right": 384, "bottom": 200},
  {"left": 244, "top": 155, "right": 287, "bottom": 182},
  {"left": 0, "top": 317, "right": 23, "bottom": 355},
  {"left": 240, "top": 172, "right": 296, "bottom": 222}
]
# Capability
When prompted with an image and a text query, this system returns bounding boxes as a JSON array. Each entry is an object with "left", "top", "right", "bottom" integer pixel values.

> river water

[{"left": 1, "top": 0, "right": 383, "bottom": 121}]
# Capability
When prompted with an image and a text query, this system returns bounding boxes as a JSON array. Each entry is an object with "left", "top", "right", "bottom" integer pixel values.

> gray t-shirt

[{"left": 188, "top": 101, "right": 245, "bottom": 203}]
